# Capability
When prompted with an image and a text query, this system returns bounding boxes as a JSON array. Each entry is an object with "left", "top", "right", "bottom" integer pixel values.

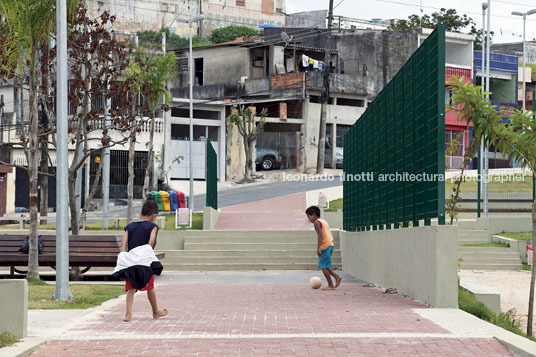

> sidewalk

[
  {"left": 213, "top": 192, "right": 312, "bottom": 230},
  {"left": 22, "top": 271, "right": 529, "bottom": 356}
]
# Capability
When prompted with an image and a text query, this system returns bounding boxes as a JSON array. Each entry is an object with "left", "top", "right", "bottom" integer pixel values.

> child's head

[
  {"left": 141, "top": 200, "right": 159, "bottom": 221},
  {"left": 305, "top": 205, "right": 321, "bottom": 223}
]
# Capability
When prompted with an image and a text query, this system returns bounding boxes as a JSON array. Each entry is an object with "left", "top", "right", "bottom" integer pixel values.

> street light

[
  {"left": 177, "top": 13, "right": 204, "bottom": 222},
  {"left": 512, "top": 9, "right": 536, "bottom": 113},
  {"left": 478, "top": 2, "right": 488, "bottom": 218}
]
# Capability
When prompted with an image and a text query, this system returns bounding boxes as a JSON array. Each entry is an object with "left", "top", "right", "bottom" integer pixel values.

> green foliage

[
  {"left": 209, "top": 26, "right": 258, "bottom": 44},
  {"left": 0, "top": 331, "right": 18, "bottom": 348},
  {"left": 500, "top": 232, "right": 532, "bottom": 242},
  {"left": 459, "top": 288, "right": 535, "bottom": 340},
  {"left": 461, "top": 242, "right": 510, "bottom": 248},
  {"left": 387, "top": 8, "right": 490, "bottom": 50},
  {"left": 136, "top": 29, "right": 211, "bottom": 50},
  {"left": 26, "top": 277, "right": 47, "bottom": 286}
]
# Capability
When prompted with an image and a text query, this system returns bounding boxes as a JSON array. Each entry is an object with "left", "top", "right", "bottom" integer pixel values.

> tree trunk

[
  {"left": 528, "top": 200, "right": 536, "bottom": 336},
  {"left": 126, "top": 125, "right": 136, "bottom": 222},
  {"left": 69, "top": 168, "right": 79, "bottom": 235},
  {"left": 143, "top": 113, "right": 156, "bottom": 200},
  {"left": 225, "top": 120, "right": 232, "bottom": 181},
  {"left": 80, "top": 149, "right": 105, "bottom": 229},
  {"left": 449, "top": 135, "right": 479, "bottom": 224},
  {"left": 27, "top": 48, "right": 40, "bottom": 279},
  {"left": 39, "top": 139, "right": 48, "bottom": 224},
  {"left": 244, "top": 136, "right": 252, "bottom": 182}
]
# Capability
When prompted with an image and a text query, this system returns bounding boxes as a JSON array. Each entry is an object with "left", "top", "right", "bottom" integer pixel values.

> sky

[{"left": 285, "top": 0, "right": 536, "bottom": 44}]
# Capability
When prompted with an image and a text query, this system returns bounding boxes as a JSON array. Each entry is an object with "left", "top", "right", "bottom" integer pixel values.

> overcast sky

[{"left": 285, "top": 0, "right": 536, "bottom": 44}]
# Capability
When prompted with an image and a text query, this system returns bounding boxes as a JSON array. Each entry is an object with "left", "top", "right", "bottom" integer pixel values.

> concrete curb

[{"left": 0, "top": 338, "right": 45, "bottom": 357}]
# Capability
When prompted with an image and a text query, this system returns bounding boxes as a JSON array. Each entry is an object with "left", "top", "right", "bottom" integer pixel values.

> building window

[
  {"left": 445, "top": 89, "right": 452, "bottom": 104},
  {"left": 337, "top": 98, "right": 364, "bottom": 107},
  {"left": 445, "top": 130, "right": 465, "bottom": 169},
  {"left": 236, "top": 0, "right": 245, "bottom": 6},
  {"left": 194, "top": 58, "right": 204, "bottom": 86}
]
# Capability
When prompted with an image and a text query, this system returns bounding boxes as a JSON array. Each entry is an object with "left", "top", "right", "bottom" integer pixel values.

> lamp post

[
  {"left": 53, "top": 0, "right": 73, "bottom": 301},
  {"left": 478, "top": 2, "right": 488, "bottom": 218},
  {"left": 177, "top": 12, "right": 204, "bottom": 219},
  {"left": 512, "top": 9, "right": 536, "bottom": 113}
]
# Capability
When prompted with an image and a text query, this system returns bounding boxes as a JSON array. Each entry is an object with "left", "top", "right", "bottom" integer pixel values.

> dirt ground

[{"left": 459, "top": 270, "right": 534, "bottom": 332}]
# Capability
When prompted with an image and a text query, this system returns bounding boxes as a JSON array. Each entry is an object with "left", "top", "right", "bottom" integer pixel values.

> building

[
  {"left": 285, "top": 10, "right": 394, "bottom": 31},
  {"left": 88, "top": 0, "right": 286, "bottom": 37}
]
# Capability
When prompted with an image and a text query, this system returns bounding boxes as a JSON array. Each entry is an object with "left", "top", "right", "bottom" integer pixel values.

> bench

[
  {"left": 459, "top": 277, "right": 501, "bottom": 315},
  {"left": 0, "top": 235, "right": 165, "bottom": 277},
  {"left": 0, "top": 215, "right": 166, "bottom": 230}
]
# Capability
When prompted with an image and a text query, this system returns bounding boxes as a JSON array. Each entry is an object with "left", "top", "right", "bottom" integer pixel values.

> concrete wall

[
  {"left": 203, "top": 206, "right": 221, "bottom": 230},
  {"left": 156, "top": 230, "right": 188, "bottom": 250},
  {"left": 340, "top": 225, "right": 458, "bottom": 308},
  {"left": 478, "top": 217, "right": 532, "bottom": 234},
  {"left": 321, "top": 210, "right": 342, "bottom": 229},
  {"left": 0, "top": 279, "right": 27, "bottom": 338}
]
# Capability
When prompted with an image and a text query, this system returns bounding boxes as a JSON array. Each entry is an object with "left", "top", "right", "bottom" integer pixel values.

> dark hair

[
  {"left": 305, "top": 205, "right": 321, "bottom": 217},
  {"left": 141, "top": 200, "right": 159, "bottom": 216}
]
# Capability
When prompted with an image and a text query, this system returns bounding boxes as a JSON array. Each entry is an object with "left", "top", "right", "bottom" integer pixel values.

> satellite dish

[{"left": 281, "top": 31, "right": 293, "bottom": 48}]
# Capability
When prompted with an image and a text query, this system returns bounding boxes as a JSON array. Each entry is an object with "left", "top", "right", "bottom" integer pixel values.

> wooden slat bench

[{"left": 0, "top": 235, "right": 165, "bottom": 277}]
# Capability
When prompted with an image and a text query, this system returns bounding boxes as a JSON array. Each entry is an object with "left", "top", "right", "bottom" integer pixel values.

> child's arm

[
  {"left": 314, "top": 220, "right": 323, "bottom": 256},
  {"left": 120, "top": 231, "right": 128, "bottom": 252},
  {"left": 148, "top": 226, "right": 158, "bottom": 249}
]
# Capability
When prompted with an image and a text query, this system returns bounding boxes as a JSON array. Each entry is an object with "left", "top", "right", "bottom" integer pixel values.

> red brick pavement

[
  {"left": 31, "top": 284, "right": 514, "bottom": 356},
  {"left": 71, "top": 285, "right": 446, "bottom": 335},
  {"left": 33, "top": 337, "right": 512, "bottom": 357},
  {"left": 213, "top": 193, "right": 312, "bottom": 230}
]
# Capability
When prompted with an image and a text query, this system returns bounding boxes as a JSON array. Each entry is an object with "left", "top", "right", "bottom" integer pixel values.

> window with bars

[{"left": 236, "top": 0, "right": 245, "bottom": 6}]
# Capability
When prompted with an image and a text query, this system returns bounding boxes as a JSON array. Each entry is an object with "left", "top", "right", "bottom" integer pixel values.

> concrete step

[
  {"left": 457, "top": 230, "right": 490, "bottom": 238},
  {"left": 163, "top": 263, "right": 341, "bottom": 271},
  {"left": 458, "top": 239, "right": 495, "bottom": 244},
  {"left": 459, "top": 263, "right": 523, "bottom": 270},
  {"left": 183, "top": 236, "right": 340, "bottom": 244},
  {"left": 456, "top": 220, "right": 489, "bottom": 231},
  {"left": 459, "top": 252, "right": 520, "bottom": 259},
  {"left": 161, "top": 256, "right": 343, "bottom": 264},
  {"left": 183, "top": 230, "right": 338, "bottom": 238},
  {"left": 161, "top": 250, "right": 342, "bottom": 258},
  {"left": 184, "top": 243, "right": 340, "bottom": 251},
  {"left": 459, "top": 257, "right": 522, "bottom": 265},
  {"left": 458, "top": 247, "right": 514, "bottom": 253}
]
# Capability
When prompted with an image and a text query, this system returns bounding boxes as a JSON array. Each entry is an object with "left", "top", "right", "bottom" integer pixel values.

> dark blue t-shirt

[{"left": 125, "top": 220, "right": 159, "bottom": 251}]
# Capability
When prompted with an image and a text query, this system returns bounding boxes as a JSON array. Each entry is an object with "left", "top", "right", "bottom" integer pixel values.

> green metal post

[{"left": 477, "top": 147, "right": 481, "bottom": 217}]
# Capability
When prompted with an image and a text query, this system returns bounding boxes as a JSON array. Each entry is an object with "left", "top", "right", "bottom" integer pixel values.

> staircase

[
  {"left": 160, "top": 230, "right": 342, "bottom": 271},
  {"left": 457, "top": 220, "right": 522, "bottom": 270}
]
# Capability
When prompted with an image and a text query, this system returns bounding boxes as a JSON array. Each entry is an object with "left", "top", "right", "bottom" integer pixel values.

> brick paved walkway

[
  {"left": 31, "top": 272, "right": 513, "bottom": 356},
  {"left": 213, "top": 193, "right": 312, "bottom": 230}
]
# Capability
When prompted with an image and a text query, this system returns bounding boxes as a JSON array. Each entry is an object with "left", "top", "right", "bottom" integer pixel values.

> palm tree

[
  {"left": 0, "top": 0, "right": 73, "bottom": 278},
  {"left": 140, "top": 52, "right": 177, "bottom": 200}
]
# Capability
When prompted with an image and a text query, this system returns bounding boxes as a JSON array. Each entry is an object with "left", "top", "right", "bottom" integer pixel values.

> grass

[
  {"left": 0, "top": 331, "right": 18, "bottom": 349},
  {"left": 499, "top": 232, "right": 533, "bottom": 242},
  {"left": 445, "top": 175, "right": 533, "bottom": 193},
  {"left": 325, "top": 198, "right": 343, "bottom": 212},
  {"left": 523, "top": 263, "right": 532, "bottom": 271},
  {"left": 459, "top": 287, "right": 536, "bottom": 342},
  {"left": 460, "top": 242, "right": 510, "bottom": 248},
  {"left": 0, "top": 212, "right": 203, "bottom": 231},
  {"left": 26, "top": 278, "right": 125, "bottom": 309}
]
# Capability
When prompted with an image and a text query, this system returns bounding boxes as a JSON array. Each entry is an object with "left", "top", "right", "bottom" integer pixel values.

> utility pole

[
  {"left": 483, "top": 0, "right": 491, "bottom": 218},
  {"left": 478, "top": 2, "right": 488, "bottom": 218},
  {"left": 53, "top": 0, "right": 73, "bottom": 301},
  {"left": 316, "top": 0, "right": 334, "bottom": 174}
]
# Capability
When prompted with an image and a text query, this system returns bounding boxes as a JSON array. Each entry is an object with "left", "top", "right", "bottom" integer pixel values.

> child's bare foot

[
  {"left": 321, "top": 287, "right": 336, "bottom": 290},
  {"left": 123, "top": 313, "right": 131, "bottom": 322},
  {"left": 153, "top": 309, "right": 168, "bottom": 319},
  {"left": 335, "top": 276, "right": 342, "bottom": 288}
]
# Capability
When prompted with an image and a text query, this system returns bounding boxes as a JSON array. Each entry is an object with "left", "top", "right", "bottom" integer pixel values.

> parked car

[
  {"left": 256, "top": 148, "right": 281, "bottom": 170},
  {"left": 336, "top": 147, "right": 343, "bottom": 168}
]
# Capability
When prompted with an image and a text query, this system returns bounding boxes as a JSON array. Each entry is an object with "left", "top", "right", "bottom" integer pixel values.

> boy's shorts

[
  {"left": 125, "top": 275, "right": 154, "bottom": 292},
  {"left": 318, "top": 246, "right": 334, "bottom": 269}
]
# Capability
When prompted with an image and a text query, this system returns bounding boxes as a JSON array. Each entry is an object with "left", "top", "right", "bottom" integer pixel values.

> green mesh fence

[
  {"left": 206, "top": 139, "right": 218, "bottom": 209},
  {"left": 343, "top": 24, "right": 446, "bottom": 231}
]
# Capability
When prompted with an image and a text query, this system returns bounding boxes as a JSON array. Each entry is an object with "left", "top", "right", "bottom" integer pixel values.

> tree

[
  {"left": 209, "top": 26, "right": 258, "bottom": 44},
  {"left": 0, "top": 0, "right": 75, "bottom": 278},
  {"left": 139, "top": 51, "right": 177, "bottom": 200},
  {"left": 228, "top": 106, "right": 267, "bottom": 182},
  {"left": 388, "top": 8, "right": 490, "bottom": 50},
  {"left": 447, "top": 76, "right": 536, "bottom": 335},
  {"left": 137, "top": 29, "right": 211, "bottom": 50}
]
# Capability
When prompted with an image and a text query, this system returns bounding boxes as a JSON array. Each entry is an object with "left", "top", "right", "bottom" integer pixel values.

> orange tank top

[{"left": 317, "top": 219, "right": 334, "bottom": 250}]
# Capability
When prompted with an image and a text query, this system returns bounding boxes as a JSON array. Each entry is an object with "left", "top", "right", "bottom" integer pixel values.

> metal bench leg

[{"left": 10, "top": 266, "right": 15, "bottom": 278}]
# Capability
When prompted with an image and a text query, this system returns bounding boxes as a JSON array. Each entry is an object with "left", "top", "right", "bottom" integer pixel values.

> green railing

[
  {"left": 206, "top": 139, "right": 218, "bottom": 210},
  {"left": 343, "top": 24, "right": 446, "bottom": 231}
]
